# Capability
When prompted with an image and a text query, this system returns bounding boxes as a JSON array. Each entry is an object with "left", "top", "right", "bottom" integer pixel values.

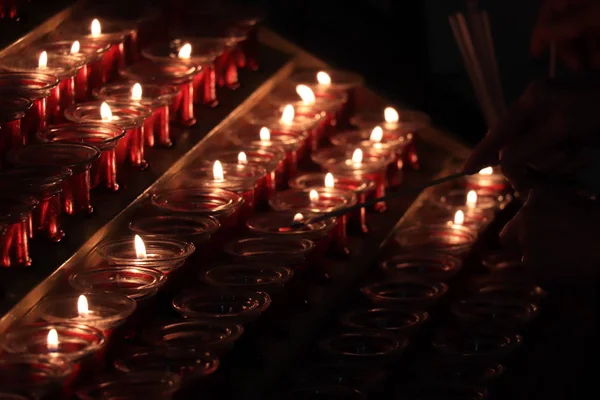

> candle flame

[
  {"left": 237, "top": 151, "right": 248, "bottom": 165},
  {"left": 212, "top": 160, "right": 224, "bottom": 181},
  {"left": 178, "top": 43, "right": 192, "bottom": 59},
  {"left": 453, "top": 210, "right": 465, "bottom": 225},
  {"left": 351, "top": 148, "right": 363, "bottom": 164},
  {"left": 309, "top": 189, "right": 319, "bottom": 202},
  {"left": 324, "top": 172, "right": 335, "bottom": 188},
  {"left": 384, "top": 107, "right": 399, "bottom": 123},
  {"left": 296, "top": 84, "right": 316, "bottom": 105},
  {"left": 134, "top": 234, "right": 147, "bottom": 259},
  {"left": 479, "top": 166, "right": 493, "bottom": 175},
  {"left": 47, "top": 329, "right": 59, "bottom": 352},
  {"left": 131, "top": 83, "right": 143, "bottom": 101},
  {"left": 91, "top": 19, "right": 101, "bottom": 37},
  {"left": 100, "top": 102, "right": 112, "bottom": 121},
  {"left": 38, "top": 51, "right": 48, "bottom": 68},
  {"left": 280, "top": 104, "right": 295, "bottom": 124},
  {"left": 293, "top": 213, "right": 304, "bottom": 223},
  {"left": 70, "top": 40, "right": 80, "bottom": 54},
  {"left": 369, "top": 126, "right": 384, "bottom": 142},
  {"left": 77, "top": 294, "right": 90, "bottom": 318},
  {"left": 316, "top": 71, "right": 331, "bottom": 85},
  {"left": 466, "top": 190, "right": 478, "bottom": 207},
  {"left": 259, "top": 127, "right": 270, "bottom": 142}
]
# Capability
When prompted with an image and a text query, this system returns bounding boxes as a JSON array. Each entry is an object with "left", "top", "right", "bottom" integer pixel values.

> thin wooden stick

[{"left": 299, "top": 172, "right": 472, "bottom": 226}]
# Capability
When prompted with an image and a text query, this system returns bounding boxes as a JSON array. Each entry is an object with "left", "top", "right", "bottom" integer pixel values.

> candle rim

[{"left": 172, "top": 289, "right": 271, "bottom": 320}]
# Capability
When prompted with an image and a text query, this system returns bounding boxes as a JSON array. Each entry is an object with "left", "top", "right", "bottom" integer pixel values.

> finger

[{"left": 499, "top": 208, "right": 525, "bottom": 251}]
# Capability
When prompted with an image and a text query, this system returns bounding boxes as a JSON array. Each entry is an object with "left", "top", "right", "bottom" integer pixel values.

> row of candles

[{"left": 0, "top": 5, "right": 528, "bottom": 399}]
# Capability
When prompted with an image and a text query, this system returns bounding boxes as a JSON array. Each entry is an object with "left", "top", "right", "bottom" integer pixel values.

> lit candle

[
  {"left": 238, "top": 151, "right": 248, "bottom": 165},
  {"left": 453, "top": 210, "right": 465, "bottom": 226},
  {"left": 47, "top": 329, "right": 59, "bottom": 352},
  {"left": 293, "top": 213, "right": 305, "bottom": 223},
  {"left": 131, "top": 83, "right": 143, "bottom": 101},
  {"left": 134, "top": 234, "right": 147, "bottom": 259},
  {"left": 260, "top": 127, "right": 271, "bottom": 142},
  {"left": 383, "top": 107, "right": 399, "bottom": 130},
  {"left": 280, "top": 104, "right": 295, "bottom": 125},
  {"left": 100, "top": 101, "right": 112, "bottom": 122},
  {"left": 177, "top": 43, "right": 192, "bottom": 59},
  {"left": 213, "top": 160, "right": 225, "bottom": 181},
  {"left": 351, "top": 148, "right": 363, "bottom": 167},
  {"left": 316, "top": 71, "right": 332, "bottom": 86},
  {"left": 296, "top": 84, "right": 316, "bottom": 105},
  {"left": 466, "top": 190, "right": 478, "bottom": 208},
  {"left": 70, "top": 41, "right": 81, "bottom": 55},
  {"left": 309, "top": 189, "right": 319, "bottom": 204},
  {"left": 77, "top": 295, "right": 90, "bottom": 318},
  {"left": 91, "top": 19, "right": 101, "bottom": 38},
  {"left": 38, "top": 51, "right": 48, "bottom": 69},
  {"left": 324, "top": 172, "right": 335, "bottom": 188}
]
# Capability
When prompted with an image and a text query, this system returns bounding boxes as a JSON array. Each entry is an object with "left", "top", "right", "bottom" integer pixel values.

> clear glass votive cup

[
  {"left": 93, "top": 82, "right": 180, "bottom": 147},
  {"left": 68, "top": 266, "right": 167, "bottom": 303},
  {"left": 319, "top": 331, "right": 409, "bottom": 365},
  {"left": 114, "top": 348, "right": 219, "bottom": 381},
  {"left": 64, "top": 100, "right": 152, "bottom": 169},
  {"left": 396, "top": 382, "right": 489, "bottom": 400},
  {"left": 0, "top": 195, "right": 37, "bottom": 267},
  {"left": 150, "top": 188, "right": 244, "bottom": 236},
  {"left": 0, "top": 354, "right": 74, "bottom": 400},
  {"left": 290, "top": 172, "right": 377, "bottom": 234},
  {"left": 120, "top": 61, "right": 199, "bottom": 126},
  {"left": 35, "top": 293, "right": 137, "bottom": 336},
  {"left": 475, "top": 283, "right": 547, "bottom": 303},
  {"left": 450, "top": 296, "right": 539, "bottom": 331},
  {"left": 245, "top": 211, "right": 337, "bottom": 263},
  {"left": 379, "top": 253, "right": 463, "bottom": 281},
  {"left": 75, "top": 372, "right": 181, "bottom": 400},
  {"left": 8, "top": 143, "right": 101, "bottom": 215},
  {"left": 203, "top": 263, "right": 294, "bottom": 294},
  {"left": 172, "top": 289, "right": 271, "bottom": 323},
  {"left": 466, "top": 166, "right": 509, "bottom": 192},
  {"left": 361, "top": 278, "right": 449, "bottom": 309},
  {"left": 340, "top": 308, "right": 429, "bottom": 338},
  {"left": 432, "top": 329, "right": 523, "bottom": 362},
  {"left": 294, "top": 363, "right": 387, "bottom": 393},
  {"left": 37, "top": 123, "right": 127, "bottom": 191},
  {"left": 0, "top": 72, "right": 60, "bottom": 137},
  {"left": 414, "top": 206, "right": 491, "bottom": 234},
  {"left": 0, "top": 167, "right": 71, "bottom": 242},
  {"left": 91, "top": 237, "right": 195, "bottom": 275},
  {"left": 419, "top": 359, "right": 506, "bottom": 386},
  {"left": 281, "top": 385, "right": 366, "bottom": 400},
  {"left": 129, "top": 215, "right": 220, "bottom": 251},
  {"left": 437, "top": 189, "right": 513, "bottom": 212},
  {"left": 223, "top": 236, "right": 315, "bottom": 267},
  {"left": 394, "top": 224, "right": 477, "bottom": 256},
  {"left": 142, "top": 320, "right": 244, "bottom": 355}
]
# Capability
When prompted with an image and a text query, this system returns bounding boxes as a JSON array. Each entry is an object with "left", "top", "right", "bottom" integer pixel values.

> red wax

[
  {"left": 192, "top": 64, "right": 218, "bottom": 107},
  {"left": 74, "top": 64, "right": 90, "bottom": 102},
  {"left": 104, "top": 43, "right": 125, "bottom": 81},
  {"left": 46, "top": 85, "right": 61, "bottom": 125},
  {"left": 170, "top": 81, "right": 196, "bottom": 126},
  {"left": 87, "top": 59, "right": 105, "bottom": 95},
  {"left": 91, "top": 149, "right": 118, "bottom": 191},
  {"left": 32, "top": 190, "right": 63, "bottom": 242},
  {"left": 144, "top": 106, "right": 171, "bottom": 147},
  {"left": 215, "top": 49, "right": 239, "bottom": 89},
  {"left": 61, "top": 171, "right": 93, "bottom": 215},
  {"left": 0, "top": 218, "right": 31, "bottom": 267},
  {"left": 115, "top": 127, "right": 145, "bottom": 168},
  {"left": 57, "top": 77, "right": 76, "bottom": 122}
]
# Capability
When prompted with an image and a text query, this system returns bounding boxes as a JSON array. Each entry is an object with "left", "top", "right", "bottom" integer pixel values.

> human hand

[
  {"left": 499, "top": 186, "right": 600, "bottom": 283},
  {"left": 531, "top": 0, "right": 600, "bottom": 70}
]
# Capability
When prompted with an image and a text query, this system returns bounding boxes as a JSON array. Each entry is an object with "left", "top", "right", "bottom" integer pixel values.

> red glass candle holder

[
  {"left": 91, "top": 237, "right": 195, "bottom": 276},
  {"left": 37, "top": 123, "right": 126, "bottom": 191},
  {"left": 394, "top": 224, "right": 477, "bottom": 256},
  {"left": 294, "top": 363, "right": 387, "bottom": 393},
  {"left": 64, "top": 100, "right": 152, "bottom": 169},
  {"left": 142, "top": 320, "right": 244, "bottom": 355},
  {"left": 437, "top": 189, "right": 512, "bottom": 213},
  {"left": 340, "top": 308, "right": 429, "bottom": 338},
  {"left": 151, "top": 188, "right": 244, "bottom": 237},
  {"left": 415, "top": 206, "right": 491, "bottom": 234},
  {"left": 290, "top": 172, "right": 377, "bottom": 234},
  {"left": 93, "top": 82, "right": 180, "bottom": 148},
  {"left": 267, "top": 84, "right": 346, "bottom": 142},
  {"left": 0, "top": 53, "right": 84, "bottom": 122},
  {"left": 0, "top": 195, "right": 38, "bottom": 268},
  {"left": 312, "top": 147, "right": 394, "bottom": 212},
  {"left": 0, "top": 73, "right": 60, "bottom": 136},
  {"left": 0, "top": 167, "right": 71, "bottom": 242},
  {"left": 68, "top": 266, "right": 167, "bottom": 306},
  {"left": 75, "top": 372, "right": 181, "bottom": 400},
  {"left": 172, "top": 289, "right": 271, "bottom": 323},
  {"left": 361, "top": 278, "right": 449, "bottom": 308},
  {"left": 142, "top": 39, "right": 227, "bottom": 107},
  {"left": 120, "top": 61, "right": 199, "bottom": 126},
  {"left": 2, "top": 323, "right": 106, "bottom": 376},
  {"left": 380, "top": 253, "right": 463, "bottom": 281},
  {"left": 269, "top": 188, "right": 357, "bottom": 256},
  {"left": 0, "top": 355, "right": 74, "bottom": 400},
  {"left": 114, "top": 348, "right": 219, "bottom": 381},
  {"left": 36, "top": 293, "right": 137, "bottom": 336},
  {"left": 223, "top": 236, "right": 315, "bottom": 267},
  {"left": 432, "top": 329, "right": 523, "bottom": 362},
  {"left": 450, "top": 296, "right": 539, "bottom": 332},
  {"left": 203, "top": 263, "right": 294, "bottom": 294},
  {"left": 290, "top": 68, "right": 365, "bottom": 126},
  {"left": 319, "top": 331, "right": 408, "bottom": 365},
  {"left": 227, "top": 123, "right": 309, "bottom": 181},
  {"left": 0, "top": 95, "right": 31, "bottom": 167},
  {"left": 172, "top": 164, "right": 265, "bottom": 216},
  {"left": 197, "top": 144, "right": 286, "bottom": 197},
  {"left": 245, "top": 211, "right": 337, "bottom": 262},
  {"left": 465, "top": 166, "right": 509, "bottom": 192},
  {"left": 129, "top": 215, "right": 220, "bottom": 248},
  {"left": 244, "top": 105, "right": 322, "bottom": 152},
  {"left": 352, "top": 109, "right": 430, "bottom": 171},
  {"left": 330, "top": 128, "right": 410, "bottom": 186},
  {"left": 39, "top": 40, "right": 112, "bottom": 101},
  {"left": 8, "top": 143, "right": 101, "bottom": 215}
]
